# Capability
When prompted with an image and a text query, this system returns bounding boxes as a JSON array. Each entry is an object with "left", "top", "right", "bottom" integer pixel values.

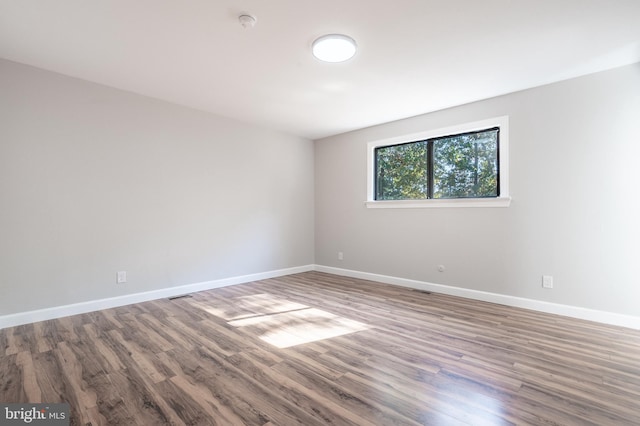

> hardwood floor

[{"left": 2, "top": 271, "right": 640, "bottom": 425}]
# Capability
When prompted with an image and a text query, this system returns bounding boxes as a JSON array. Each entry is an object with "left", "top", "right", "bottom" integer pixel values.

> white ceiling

[{"left": 1, "top": 1, "right": 639, "bottom": 140}]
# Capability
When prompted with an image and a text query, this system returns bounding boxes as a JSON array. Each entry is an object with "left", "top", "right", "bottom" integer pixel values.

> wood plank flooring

[{"left": 2, "top": 271, "right": 640, "bottom": 425}]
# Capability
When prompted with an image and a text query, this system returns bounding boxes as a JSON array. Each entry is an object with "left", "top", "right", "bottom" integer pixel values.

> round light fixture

[{"left": 312, "top": 34, "right": 357, "bottom": 63}]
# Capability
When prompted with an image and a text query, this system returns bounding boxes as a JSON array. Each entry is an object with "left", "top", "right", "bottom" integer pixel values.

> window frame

[{"left": 366, "top": 116, "right": 511, "bottom": 208}]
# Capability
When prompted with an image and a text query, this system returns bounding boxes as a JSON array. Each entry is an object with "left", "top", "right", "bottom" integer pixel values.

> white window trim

[{"left": 366, "top": 116, "right": 511, "bottom": 209}]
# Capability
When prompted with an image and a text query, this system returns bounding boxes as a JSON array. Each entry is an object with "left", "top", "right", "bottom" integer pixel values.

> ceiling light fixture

[{"left": 312, "top": 34, "right": 357, "bottom": 63}]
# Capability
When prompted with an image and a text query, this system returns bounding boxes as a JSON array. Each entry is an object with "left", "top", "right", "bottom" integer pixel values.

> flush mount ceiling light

[{"left": 312, "top": 34, "right": 357, "bottom": 63}]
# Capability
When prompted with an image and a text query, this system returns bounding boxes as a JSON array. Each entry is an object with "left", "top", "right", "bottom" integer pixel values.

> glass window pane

[
  {"left": 432, "top": 129, "right": 499, "bottom": 199},
  {"left": 375, "top": 141, "right": 428, "bottom": 200}
]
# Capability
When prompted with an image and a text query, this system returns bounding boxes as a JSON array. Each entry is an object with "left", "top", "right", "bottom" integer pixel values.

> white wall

[
  {"left": 315, "top": 63, "right": 640, "bottom": 318},
  {"left": 2, "top": 58, "right": 639, "bottom": 324},
  {"left": 0, "top": 59, "right": 314, "bottom": 316}
]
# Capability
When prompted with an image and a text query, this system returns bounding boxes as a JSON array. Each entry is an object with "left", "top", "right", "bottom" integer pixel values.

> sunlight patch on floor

[
  {"left": 191, "top": 293, "right": 308, "bottom": 321},
  {"left": 204, "top": 293, "right": 369, "bottom": 348},
  {"left": 229, "top": 307, "right": 369, "bottom": 348}
]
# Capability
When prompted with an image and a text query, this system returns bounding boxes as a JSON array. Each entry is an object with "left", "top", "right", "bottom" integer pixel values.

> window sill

[{"left": 365, "top": 197, "right": 512, "bottom": 209}]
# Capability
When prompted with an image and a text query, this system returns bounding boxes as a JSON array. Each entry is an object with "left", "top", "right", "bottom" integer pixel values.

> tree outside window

[{"left": 375, "top": 128, "right": 499, "bottom": 200}]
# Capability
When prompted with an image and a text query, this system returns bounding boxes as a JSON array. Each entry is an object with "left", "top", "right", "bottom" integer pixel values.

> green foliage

[
  {"left": 376, "top": 142, "right": 428, "bottom": 200},
  {"left": 433, "top": 130, "right": 498, "bottom": 198},
  {"left": 375, "top": 129, "right": 498, "bottom": 200}
]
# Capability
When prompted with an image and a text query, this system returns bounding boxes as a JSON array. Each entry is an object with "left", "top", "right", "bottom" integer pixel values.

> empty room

[{"left": 1, "top": 1, "right": 640, "bottom": 425}]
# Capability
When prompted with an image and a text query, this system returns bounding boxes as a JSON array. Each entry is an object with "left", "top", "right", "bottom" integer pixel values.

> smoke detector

[{"left": 239, "top": 14, "right": 257, "bottom": 29}]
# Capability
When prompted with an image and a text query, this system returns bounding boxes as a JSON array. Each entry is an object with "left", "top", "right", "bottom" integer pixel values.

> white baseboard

[
  {"left": 4, "top": 264, "right": 638, "bottom": 331},
  {"left": 0, "top": 265, "right": 314, "bottom": 329},
  {"left": 313, "top": 265, "right": 640, "bottom": 330}
]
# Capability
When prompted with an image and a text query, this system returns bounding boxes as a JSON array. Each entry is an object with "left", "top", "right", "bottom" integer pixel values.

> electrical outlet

[
  {"left": 338, "top": 251, "right": 344, "bottom": 261},
  {"left": 542, "top": 275, "right": 553, "bottom": 289},
  {"left": 117, "top": 271, "right": 127, "bottom": 284}
]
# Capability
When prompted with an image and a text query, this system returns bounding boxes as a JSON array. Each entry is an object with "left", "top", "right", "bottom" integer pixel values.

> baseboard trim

[
  {"left": 4, "top": 264, "right": 638, "bottom": 331},
  {"left": 0, "top": 265, "right": 314, "bottom": 329},
  {"left": 313, "top": 265, "right": 640, "bottom": 330}
]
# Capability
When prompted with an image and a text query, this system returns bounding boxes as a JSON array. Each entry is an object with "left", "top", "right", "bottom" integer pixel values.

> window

[
  {"left": 375, "top": 127, "right": 499, "bottom": 200},
  {"left": 367, "top": 117, "right": 510, "bottom": 208}
]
